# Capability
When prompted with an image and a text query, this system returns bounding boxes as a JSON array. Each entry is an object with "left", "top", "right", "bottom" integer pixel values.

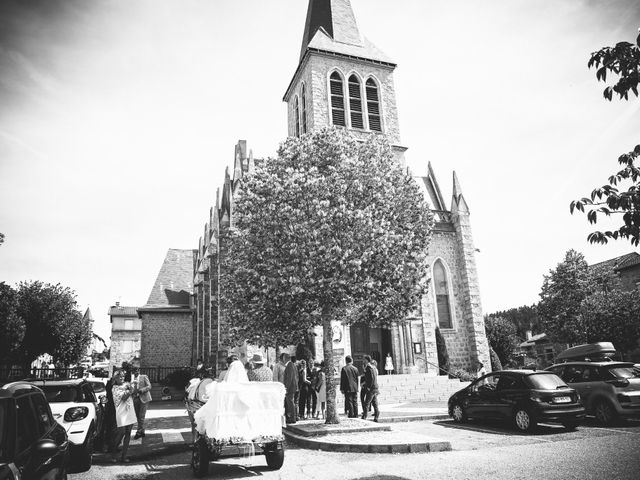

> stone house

[
  {"left": 189, "top": 0, "right": 490, "bottom": 376},
  {"left": 108, "top": 303, "right": 141, "bottom": 374}
]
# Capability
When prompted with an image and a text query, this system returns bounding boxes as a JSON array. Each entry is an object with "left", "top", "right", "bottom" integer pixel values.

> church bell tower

[{"left": 283, "top": 0, "right": 407, "bottom": 163}]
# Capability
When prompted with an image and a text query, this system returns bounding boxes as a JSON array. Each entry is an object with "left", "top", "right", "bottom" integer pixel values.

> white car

[{"left": 31, "top": 379, "right": 102, "bottom": 470}]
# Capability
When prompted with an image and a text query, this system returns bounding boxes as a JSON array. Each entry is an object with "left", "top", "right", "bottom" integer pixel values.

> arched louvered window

[
  {"left": 330, "top": 71, "right": 346, "bottom": 127},
  {"left": 301, "top": 83, "right": 308, "bottom": 134},
  {"left": 348, "top": 75, "right": 364, "bottom": 129},
  {"left": 294, "top": 95, "right": 300, "bottom": 137},
  {"left": 366, "top": 78, "right": 382, "bottom": 132},
  {"left": 434, "top": 260, "right": 453, "bottom": 329}
]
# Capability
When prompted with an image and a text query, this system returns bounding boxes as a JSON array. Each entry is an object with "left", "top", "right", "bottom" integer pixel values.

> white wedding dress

[{"left": 194, "top": 360, "right": 285, "bottom": 443}]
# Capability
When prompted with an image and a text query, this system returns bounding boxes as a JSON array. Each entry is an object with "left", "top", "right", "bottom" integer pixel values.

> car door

[
  {"left": 495, "top": 374, "right": 524, "bottom": 419},
  {"left": 83, "top": 383, "right": 101, "bottom": 433},
  {"left": 467, "top": 373, "right": 501, "bottom": 418},
  {"left": 31, "top": 392, "right": 68, "bottom": 477}
]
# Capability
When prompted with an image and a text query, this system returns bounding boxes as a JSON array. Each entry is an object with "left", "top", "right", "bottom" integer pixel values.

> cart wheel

[
  {"left": 265, "top": 443, "right": 285, "bottom": 470},
  {"left": 191, "top": 437, "right": 209, "bottom": 477}
]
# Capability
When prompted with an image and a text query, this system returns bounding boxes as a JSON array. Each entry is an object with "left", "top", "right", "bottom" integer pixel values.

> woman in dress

[
  {"left": 314, "top": 361, "right": 327, "bottom": 419},
  {"left": 111, "top": 369, "right": 137, "bottom": 463}
]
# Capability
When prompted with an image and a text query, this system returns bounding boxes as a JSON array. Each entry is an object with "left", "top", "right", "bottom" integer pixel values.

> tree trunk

[{"left": 322, "top": 311, "right": 340, "bottom": 424}]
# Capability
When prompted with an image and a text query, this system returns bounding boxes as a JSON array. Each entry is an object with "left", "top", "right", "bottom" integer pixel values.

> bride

[{"left": 194, "top": 360, "right": 285, "bottom": 443}]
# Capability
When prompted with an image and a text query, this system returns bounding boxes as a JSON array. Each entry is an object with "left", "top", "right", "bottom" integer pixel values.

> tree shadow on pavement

[
  {"left": 350, "top": 476, "right": 412, "bottom": 480},
  {"left": 433, "top": 419, "right": 572, "bottom": 437}
]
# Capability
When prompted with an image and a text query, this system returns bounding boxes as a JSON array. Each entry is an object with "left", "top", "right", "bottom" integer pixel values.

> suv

[
  {"left": 0, "top": 382, "right": 69, "bottom": 479},
  {"left": 448, "top": 370, "right": 585, "bottom": 432},
  {"left": 29, "top": 379, "right": 102, "bottom": 472},
  {"left": 547, "top": 361, "right": 640, "bottom": 425}
]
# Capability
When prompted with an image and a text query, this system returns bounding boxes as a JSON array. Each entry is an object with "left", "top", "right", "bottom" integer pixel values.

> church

[{"left": 183, "top": 0, "right": 490, "bottom": 377}]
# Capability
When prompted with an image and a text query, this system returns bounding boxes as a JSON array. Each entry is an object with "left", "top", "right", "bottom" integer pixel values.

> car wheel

[
  {"left": 191, "top": 437, "right": 209, "bottom": 478},
  {"left": 264, "top": 444, "right": 285, "bottom": 470},
  {"left": 561, "top": 421, "right": 579, "bottom": 431},
  {"left": 513, "top": 407, "right": 536, "bottom": 433},
  {"left": 594, "top": 399, "right": 618, "bottom": 426},
  {"left": 451, "top": 403, "right": 467, "bottom": 423}
]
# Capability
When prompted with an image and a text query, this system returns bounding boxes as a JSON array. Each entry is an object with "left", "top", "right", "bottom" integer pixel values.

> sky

[{"left": 1, "top": 0, "right": 639, "bottom": 345}]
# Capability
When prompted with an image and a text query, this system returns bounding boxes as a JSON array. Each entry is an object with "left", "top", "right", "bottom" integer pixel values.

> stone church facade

[{"left": 190, "top": 0, "right": 490, "bottom": 376}]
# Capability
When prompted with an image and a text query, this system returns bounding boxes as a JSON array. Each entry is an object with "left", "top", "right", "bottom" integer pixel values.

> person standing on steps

[
  {"left": 340, "top": 355, "right": 359, "bottom": 418},
  {"left": 385, "top": 353, "right": 394, "bottom": 375}
]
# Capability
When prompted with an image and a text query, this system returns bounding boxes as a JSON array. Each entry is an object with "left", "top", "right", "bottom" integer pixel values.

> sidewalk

[{"left": 93, "top": 400, "right": 450, "bottom": 463}]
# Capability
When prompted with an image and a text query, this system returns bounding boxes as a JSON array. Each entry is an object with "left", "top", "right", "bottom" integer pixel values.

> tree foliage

[
  {"left": 538, "top": 250, "right": 596, "bottom": 345},
  {"left": 0, "top": 282, "right": 25, "bottom": 364},
  {"left": 571, "top": 33, "right": 640, "bottom": 246},
  {"left": 485, "top": 304, "right": 541, "bottom": 340},
  {"left": 484, "top": 315, "right": 518, "bottom": 367},
  {"left": 11, "top": 281, "right": 92, "bottom": 367},
  {"left": 221, "top": 127, "right": 432, "bottom": 422},
  {"left": 435, "top": 327, "right": 450, "bottom": 375}
]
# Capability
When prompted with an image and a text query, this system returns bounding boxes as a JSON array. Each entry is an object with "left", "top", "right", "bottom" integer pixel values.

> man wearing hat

[{"left": 247, "top": 353, "right": 272, "bottom": 382}]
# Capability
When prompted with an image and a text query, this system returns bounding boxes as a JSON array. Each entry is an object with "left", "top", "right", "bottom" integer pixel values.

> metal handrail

[{"left": 423, "top": 359, "right": 469, "bottom": 380}]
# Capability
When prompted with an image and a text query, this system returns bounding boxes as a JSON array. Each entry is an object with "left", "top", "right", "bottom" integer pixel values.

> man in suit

[
  {"left": 272, "top": 352, "right": 286, "bottom": 384},
  {"left": 131, "top": 361, "right": 152, "bottom": 439},
  {"left": 362, "top": 355, "right": 380, "bottom": 422},
  {"left": 282, "top": 353, "right": 299, "bottom": 424},
  {"left": 340, "top": 355, "right": 359, "bottom": 418}
]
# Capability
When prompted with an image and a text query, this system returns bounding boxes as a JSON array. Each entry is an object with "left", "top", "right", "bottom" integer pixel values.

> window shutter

[
  {"left": 330, "top": 72, "right": 346, "bottom": 127},
  {"left": 348, "top": 75, "right": 364, "bottom": 129},
  {"left": 366, "top": 78, "right": 382, "bottom": 132},
  {"left": 294, "top": 96, "right": 300, "bottom": 137},
  {"left": 301, "top": 84, "right": 308, "bottom": 134}
]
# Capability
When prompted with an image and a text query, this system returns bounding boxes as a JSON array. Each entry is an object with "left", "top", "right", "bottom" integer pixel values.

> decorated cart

[{"left": 185, "top": 375, "right": 286, "bottom": 477}]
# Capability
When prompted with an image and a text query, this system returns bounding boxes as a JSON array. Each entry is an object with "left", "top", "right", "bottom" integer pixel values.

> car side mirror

[{"left": 33, "top": 439, "right": 58, "bottom": 459}]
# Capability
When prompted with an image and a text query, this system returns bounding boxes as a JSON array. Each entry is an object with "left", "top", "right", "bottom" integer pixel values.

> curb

[
  {"left": 283, "top": 430, "right": 451, "bottom": 454},
  {"left": 377, "top": 413, "right": 450, "bottom": 423},
  {"left": 92, "top": 442, "right": 191, "bottom": 465}
]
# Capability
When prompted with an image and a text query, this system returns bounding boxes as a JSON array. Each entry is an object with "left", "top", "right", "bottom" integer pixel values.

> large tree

[
  {"left": 570, "top": 32, "right": 640, "bottom": 246},
  {"left": 485, "top": 304, "right": 541, "bottom": 340},
  {"left": 15, "top": 281, "right": 92, "bottom": 367},
  {"left": 221, "top": 127, "right": 432, "bottom": 423},
  {"left": 0, "top": 282, "right": 25, "bottom": 365},
  {"left": 538, "top": 250, "right": 596, "bottom": 345},
  {"left": 484, "top": 315, "right": 518, "bottom": 367}
]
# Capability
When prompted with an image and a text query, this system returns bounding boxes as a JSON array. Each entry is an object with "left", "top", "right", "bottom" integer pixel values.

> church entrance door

[{"left": 349, "top": 324, "right": 393, "bottom": 374}]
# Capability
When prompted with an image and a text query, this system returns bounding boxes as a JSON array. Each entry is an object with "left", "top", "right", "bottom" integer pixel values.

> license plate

[{"left": 553, "top": 396, "right": 571, "bottom": 403}]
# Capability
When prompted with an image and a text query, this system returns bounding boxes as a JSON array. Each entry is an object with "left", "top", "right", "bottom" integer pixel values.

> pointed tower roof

[
  {"left": 298, "top": 0, "right": 394, "bottom": 65},
  {"left": 451, "top": 171, "right": 470, "bottom": 214},
  {"left": 83, "top": 307, "right": 93, "bottom": 321}
]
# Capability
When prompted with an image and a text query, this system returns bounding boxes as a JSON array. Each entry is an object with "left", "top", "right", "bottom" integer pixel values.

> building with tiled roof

[
  {"left": 188, "top": 0, "right": 490, "bottom": 377},
  {"left": 138, "top": 249, "right": 195, "bottom": 368},
  {"left": 589, "top": 251, "right": 640, "bottom": 292}
]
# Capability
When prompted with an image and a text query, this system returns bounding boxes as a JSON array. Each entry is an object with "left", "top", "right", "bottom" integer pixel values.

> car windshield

[
  {"left": 89, "top": 382, "right": 105, "bottom": 394},
  {"left": 605, "top": 366, "right": 637, "bottom": 379},
  {"left": 40, "top": 385, "right": 78, "bottom": 402},
  {"left": 526, "top": 373, "right": 568, "bottom": 390},
  {"left": 0, "top": 400, "right": 9, "bottom": 462}
]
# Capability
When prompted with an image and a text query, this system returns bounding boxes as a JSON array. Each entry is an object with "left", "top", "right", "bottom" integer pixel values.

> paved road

[{"left": 74, "top": 419, "right": 640, "bottom": 480}]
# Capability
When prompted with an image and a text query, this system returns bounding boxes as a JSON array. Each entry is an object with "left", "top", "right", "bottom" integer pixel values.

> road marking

[
  {"left": 129, "top": 436, "right": 142, "bottom": 445},
  {"left": 161, "top": 432, "right": 185, "bottom": 443}
]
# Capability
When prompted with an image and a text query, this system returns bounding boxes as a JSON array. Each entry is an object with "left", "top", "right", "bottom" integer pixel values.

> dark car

[
  {"left": 546, "top": 361, "right": 640, "bottom": 425},
  {"left": 0, "top": 381, "right": 69, "bottom": 480},
  {"left": 448, "top": 370, "right": 586, "bottom": 432},
  {"left": 29, "top": 380, "right": 102, "bottom": 472}
]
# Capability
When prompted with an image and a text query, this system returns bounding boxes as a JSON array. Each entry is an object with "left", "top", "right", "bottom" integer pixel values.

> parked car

[
  {"left": 29, "top": 379, "right": 102, "bottom": 472},
  {"left": 448, "top": 370, "right": 585, "bottom": 432},
  {"left": 546, "top": 360, "right": 640, "bottom": 425},
  {"left": 0, "top": 381, "right": 69, "bottom": 479}
]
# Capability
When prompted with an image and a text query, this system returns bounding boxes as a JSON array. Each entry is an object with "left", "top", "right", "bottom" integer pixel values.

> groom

[{"left": 131, "top": 361, "right": 152, "bottom": 439}]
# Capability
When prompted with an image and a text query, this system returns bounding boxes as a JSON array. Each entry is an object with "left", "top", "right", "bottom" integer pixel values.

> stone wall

[{"left": 140, "top": 310, "right": 193, "bottom": 367}]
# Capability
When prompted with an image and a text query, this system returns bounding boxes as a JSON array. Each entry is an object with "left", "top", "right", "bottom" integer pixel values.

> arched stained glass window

[
  {"left": 330, "top": 71, "right": 346, "bottom": 127},
  {"left": 348, "top": 75, "right": 364, "bottom": 129},
  {"left": 434, "top": 260, "right": 452, "bottom": 329},
  {"left": 366, "top": 78, "right": 382, "bottom": 132},
  {"left": 301, "top": 83, "right": 308, "bottom": 134},
  {"left": 294, "top": 96, "right": 300, "bottom": 137}
]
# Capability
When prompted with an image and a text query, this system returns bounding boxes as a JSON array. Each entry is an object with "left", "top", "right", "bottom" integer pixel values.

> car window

[
  {"left": 547, "top": 366, "right": 564, "bottom": 377},
  {"left": 31, "top": 394, "right": 54, "bottom": 435},
  {"left": 16, "top": 396, "right": 38, "bottom": 452},
  {"left": 604, "top": 366, "right": 636, "bottom": 379},
  {"left": 562, "top": 365, "right": 585, "bottom": 383},
  {"left": 581, "top": 366, "right": 602, "bottom": 382},
  {"left": 89, "top": 382, "right": 106, "bottom": 394},
  {"left": 476, "top": 373, "right": 500, "bottom": 390},
  {"left": 496, "top": 375, "right": 519, "bottom": 391},
  {"left": 41, "top": 385, "right": 78, "bottom": 402},
  {"left": 82, "top": 385, "right": 96, "bottom": 402},
  {"left": 526, "top": 373, "right": 568, "bottom": 390}
]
